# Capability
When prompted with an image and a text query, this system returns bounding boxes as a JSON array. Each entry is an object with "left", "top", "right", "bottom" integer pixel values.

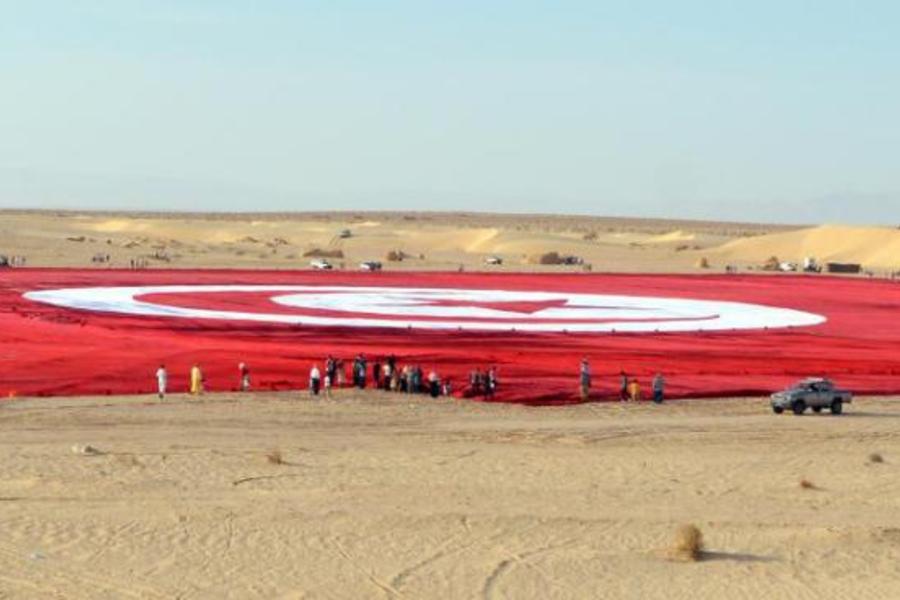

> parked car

[
  {"left": 310, "top": 259, "right": 333, "bottom": 270},
  {"left": 778, "top": 261, "right": 798, "bottom": 272},
  {"left": 359, "top": 261, "right": 382, "bottom": 271},
  {"left": 770, "top": 378, "right": 852, "bottom": 415},
  {"left": 484, "top": 256, "right": 503, "bottom": 265},
  {"left": 338, "top": 229, "right": 352, "bottom": 239}
]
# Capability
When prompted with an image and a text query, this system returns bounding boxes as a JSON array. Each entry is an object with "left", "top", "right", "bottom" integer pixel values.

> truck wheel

[
  {"left": 792, "top": 400, "right": 806, "bottom": 415},
  {"left": 773, "top": 406, "right": 784, "bottom": 414},
  {"left": 830, "top": 399, "right": 843, "bottom": 415}
]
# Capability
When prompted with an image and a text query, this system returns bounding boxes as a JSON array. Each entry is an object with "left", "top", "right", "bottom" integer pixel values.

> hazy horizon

[{"left": 2, "top": 2, "right": 898, "bottom": 225}]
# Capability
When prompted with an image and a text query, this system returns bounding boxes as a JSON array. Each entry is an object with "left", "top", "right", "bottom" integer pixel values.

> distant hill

[{"left": 711, "top": 225, "right": 900, "bottom": 271}]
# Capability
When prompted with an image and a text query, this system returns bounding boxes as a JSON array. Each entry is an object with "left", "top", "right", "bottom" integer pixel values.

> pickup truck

[{"left": 770, "top": 378, "right": 852, "bottom": 415}]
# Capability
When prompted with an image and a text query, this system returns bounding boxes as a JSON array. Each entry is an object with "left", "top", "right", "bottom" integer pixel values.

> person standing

[
  {"left": 387, "top": 354, "right": 397, "bottom": 378},
  {"left": 335, "top": 358, "right": 345, "bottom": 387},
  {"left": 357, "top": 354, "right": 368, "bottom": 389},
  {"left": 580, "top": 358, "right": 591, "bottom": 401},
  {"left": 412, "top": 365, "right": 423, "bottom": 394},
  {"left": 486, "top": 367, "right": 498, "bottom": 398},
  {"left": 428, "top": 370, "right": 440, "bottom": 398},
  {"left": 403, "top": 365, "right": 411, "bottom": 393},
  {"left": 470, "top": 370, "right": 482, "bottom": 396},
  {"left": 652, "top": 373, "right": 665, "bottom": 404},
  {"left": 190, "top": 364, "right": 204, "bottom": 395},
  {"left": 619, "top": 371, "right": 629, "bottom": 402},
  {"left": 156, "top": 364, "right": 167, "bottom": 399},
  {"left": 372, "top": 358, "right": 382, "bottom": 389},
  {"left": 390, "top": 367, "right": 400, "bottom": 392},
  {"left": 382, "top": 362, "right": 392, "bottom": 390},
  {"left": 323, "top": 370, "right": 332, "bottom": 398},
  {"left": 326, "top": 355, "right": 336, "bottom": 389},
  {"left": 309, "top": 364, "right": 322, "bottom": 396},
  {"left": 627, "top": 378, "right": 642, "bottom": 402},
  {"left": 239, "top": 363, "right": 251, "bottom": 392}
]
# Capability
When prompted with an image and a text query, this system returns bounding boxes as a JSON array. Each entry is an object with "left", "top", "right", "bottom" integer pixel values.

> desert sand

[
  {"left": 711, "top": 224, "right": 900, "bottom": 272},
  {"left": 3, "top": 210, "right": 899, "bottom": 598},
  {"left": 1, "top": 392, "right": 899, "bottom": 598},
  {"left": 2, "top": 210, "right": 897, "bottom": 274}
]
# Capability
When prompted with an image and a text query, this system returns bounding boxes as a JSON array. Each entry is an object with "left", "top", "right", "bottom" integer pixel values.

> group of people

[
  {"left": 154, "top": 357, "right": 665, "bottom": 404},
  {"left": 580, "top": 358, "right": 666, "bottom": 403},
  {"left": 0, "top": 255, "right": 27, "bottom": 268},
  {"left": 309, "top": 354, "right": 450, "bottom": 398},
  {"left": 468, "top": 367, "right": 499, "bottom": 398}
]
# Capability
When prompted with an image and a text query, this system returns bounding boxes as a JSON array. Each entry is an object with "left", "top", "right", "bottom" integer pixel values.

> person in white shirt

[
  {"left": 239, "top": 363, "right": 251, "bottom": 392},
  {"left": 309, "top": 365, "right": 322, "bottom": 396},
  {"left": 155, "top": 364, "right": 167, "bottom": 399}
]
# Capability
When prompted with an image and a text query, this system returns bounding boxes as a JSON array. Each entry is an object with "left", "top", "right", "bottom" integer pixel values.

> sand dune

[
  {"left": 1, "top": 211, "right": 750, "bottom": 272},
  {"left": 3, "top": 210, "right": 896, "bottom": 274},
  {"left": 712, "top": 225, "right": 900, "bottom": 271},
  {"left": 645, "top": 230, "right": 697, "bottom": 244}
]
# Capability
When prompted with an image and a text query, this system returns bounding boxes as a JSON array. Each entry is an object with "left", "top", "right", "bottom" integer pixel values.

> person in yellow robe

[
  {"left": 190, "top": 364, "right": 204, "bottom": 395},
  {"left": 627, "top": 379, "right": 642, "bottom": 402}
]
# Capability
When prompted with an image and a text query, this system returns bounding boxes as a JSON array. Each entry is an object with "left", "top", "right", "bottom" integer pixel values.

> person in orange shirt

[
  {"left": 190, "top": 364, "right": 204, "bottom": 395},
  {"left": 627, "top": 378, "right": 641, "bottom": 402}
]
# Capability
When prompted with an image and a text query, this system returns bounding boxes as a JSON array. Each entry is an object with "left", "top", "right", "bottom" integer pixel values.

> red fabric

[{"left": 2, "top": 268, "right": 899, "bottom": 403}]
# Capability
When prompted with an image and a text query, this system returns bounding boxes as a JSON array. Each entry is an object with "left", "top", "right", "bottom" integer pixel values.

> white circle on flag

[{"left": 23, "top": 284, "right": 826, "bottom": 333}]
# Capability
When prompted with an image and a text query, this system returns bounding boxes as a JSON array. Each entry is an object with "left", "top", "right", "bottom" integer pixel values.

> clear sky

[{"left": 1, "top": 1, "right": 897, "bottom": 224}]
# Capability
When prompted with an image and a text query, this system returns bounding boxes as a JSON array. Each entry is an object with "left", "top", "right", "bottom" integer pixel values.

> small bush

[
  {"left": 537, "top": 251, "right": 562, "bottom": 265},
  {"left": 386, "top": 249, "right": 410, "bottom": 262},
  {"left": 669, "top": 524, "right": 704, "bottom": 562},
  {"left": 869, "top": 452, "right": 884, "bottom": 464},
  {"left": 762, "top": 256, "right": 780, "bottom": 271},
  {"left": 799, "top": 478, "right": 816, "bottom": 489},
  {"left": 265, "top": 450, "right": 285, "bottom": 465},
  {"left": 303, "top": 248, "right": 344, "bottom": 258}
]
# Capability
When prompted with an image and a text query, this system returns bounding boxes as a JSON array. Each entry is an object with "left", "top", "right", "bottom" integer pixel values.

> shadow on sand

[
  {"left": 833, "top": 411, "right": 900, "bottom": 419},
  {"left": 701, "top": 551, "right": 778, "bottom": 563}
]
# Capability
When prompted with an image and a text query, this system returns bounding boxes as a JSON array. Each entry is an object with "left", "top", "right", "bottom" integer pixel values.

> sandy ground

[
  {"left": 2, "top": 210, "right": 899, "bottom": 598},
  {"left": 0, "top": 210, "right": 792, "bottom": 273},
  {"left": 2, "top": 391, "right": 899, "bottom": 599},
  {"left": 3, "top": 210, "right": 897, "bottom": 274}
]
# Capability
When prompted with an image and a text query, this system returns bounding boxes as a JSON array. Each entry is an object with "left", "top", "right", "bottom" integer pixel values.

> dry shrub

[
  {"left": 72, "top": 444, "right": 101, "bottom": 456},
  {"left": 265, "top": 449, "right": 285, "bottom": 465},
  {"left": 583, "top": 231, "right": 598, "bottom": 241},
  {"left": 799, "top": 478, "right": 816, "bottom": 489},
  {"left": 669, "top": 524, "right": 704, "bottom": 562},
  {"left": 386, "top": 249, "right": 410, "bottom": 262},
  {"left": 762, "top": 256, "right": 780, "bottom": 271},
  {"left": 869, "top": 452, "right": 884, "bottom": 464},
  {"left": 695, "top": 257, "right": 710, "bottom": 269},
  {"left": 303, "top": 248, "right": 344, "bottom": 258},
  {"left": 536, "top": 251, "right": 562, "bottom": 265}
]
